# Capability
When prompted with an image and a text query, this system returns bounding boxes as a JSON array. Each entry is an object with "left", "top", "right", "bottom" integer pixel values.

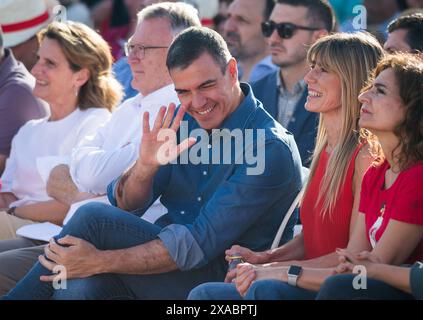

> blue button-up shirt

[
  {"left": 108, "top": 83, "right": 304, "bottom": 271},
  {"left": 112, "top": 57, "right": 137, "bottom": 101}
]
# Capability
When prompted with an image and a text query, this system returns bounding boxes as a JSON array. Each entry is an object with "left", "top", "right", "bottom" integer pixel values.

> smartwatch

[{"left": 287, "top": 265, "right": 302, "bottom": 287}]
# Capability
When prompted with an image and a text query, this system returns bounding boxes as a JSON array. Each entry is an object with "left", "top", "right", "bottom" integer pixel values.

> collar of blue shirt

[{"left": 219, "top": 83, "right": 258, "bottom": 132}]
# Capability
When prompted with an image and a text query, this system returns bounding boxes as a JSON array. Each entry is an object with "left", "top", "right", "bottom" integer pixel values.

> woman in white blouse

[{"left": 0, "top": 21, "right": 122, "bottom": 243}]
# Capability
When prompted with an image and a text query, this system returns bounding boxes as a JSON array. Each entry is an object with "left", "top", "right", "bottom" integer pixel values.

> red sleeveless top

[{"left": 300, "top": 145, "right": 363, "bottom": 259}]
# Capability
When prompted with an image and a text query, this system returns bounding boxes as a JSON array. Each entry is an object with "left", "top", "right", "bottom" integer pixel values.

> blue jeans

[
  {"left": 3, "top": 202, "right": 226, "bottom": 300},
  {"left": 188, "top": 280, "right": 317, "bottom": 300},
  {"left": 316, "top": 274, "right": 414, "bottom": 300},
  {"left": 245, "top": 279, "right": 317, "bottom": 300},
  {"left": 188, "top": 282, "right": 243, "bottom": 300}
]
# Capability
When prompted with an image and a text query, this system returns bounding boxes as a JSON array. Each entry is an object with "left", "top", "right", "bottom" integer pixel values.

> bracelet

[{"left": 6, "top": 206, "right": 17, "bottom": 216}]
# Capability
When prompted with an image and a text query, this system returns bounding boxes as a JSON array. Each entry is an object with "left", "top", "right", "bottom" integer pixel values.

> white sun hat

[{"left": 0, "top": 0, "right": 51, "bottom": 48}]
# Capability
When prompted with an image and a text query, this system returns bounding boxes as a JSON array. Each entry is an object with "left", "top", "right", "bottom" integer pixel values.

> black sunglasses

[{"left": 261, "top": 21, "right": 320, "bottom": 39}]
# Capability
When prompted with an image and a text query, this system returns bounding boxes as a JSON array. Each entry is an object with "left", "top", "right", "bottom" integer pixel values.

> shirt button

[
  {"left": 180, "top": 210, "right": 185, "bottom": 215},
  {"left": 203, "top": 171, "right": 207, "bottom": 176},
  {"left": 197, "top": 196, "right": 202, "bottom": 202},
  {"left": 207, "top": 144, "right": 212, "bottom": 149}
]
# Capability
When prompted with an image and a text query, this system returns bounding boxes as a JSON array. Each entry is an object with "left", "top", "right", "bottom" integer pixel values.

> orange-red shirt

[
  {"left": 359, "top": 160, "right": 423, "bottom": 263},
  {"left": 301, "top": 145, "right": 363, "bottom": 259}
]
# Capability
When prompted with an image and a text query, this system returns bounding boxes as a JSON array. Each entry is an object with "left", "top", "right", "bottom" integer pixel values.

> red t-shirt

[
  {"left": 359, "top": 161, "right": 423, "bottom": 263},
  {"left": 301, "top": 145, "right": 363, "bottom": 259}
]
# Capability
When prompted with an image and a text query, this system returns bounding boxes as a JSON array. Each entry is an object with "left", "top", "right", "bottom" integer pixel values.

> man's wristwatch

[{"left": 287, "top": 265, "right": 302, "bottom": 287}]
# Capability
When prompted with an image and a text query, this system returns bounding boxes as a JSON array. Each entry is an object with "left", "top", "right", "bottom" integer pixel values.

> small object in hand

[{"left": 228, "top": 253, "right": 244, "bottom": 270}]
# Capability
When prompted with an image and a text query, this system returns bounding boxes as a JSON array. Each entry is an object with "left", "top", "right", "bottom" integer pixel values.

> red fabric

[
  {"left": 301, "top": 145, "right": 363, "bottom": 259},
  {"left": 100, "top": 19, "right": 129, "bottom": 60},
  {"left": 359, "top": 160, "right": 423, "bottom": 263},
  {"left": 1, "top": 11, "right": 49, "bottom": 33}
]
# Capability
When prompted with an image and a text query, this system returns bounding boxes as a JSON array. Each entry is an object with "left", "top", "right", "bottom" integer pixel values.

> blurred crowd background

[{"left": 43, "top": 0, "right": 423, "bottom": 60}]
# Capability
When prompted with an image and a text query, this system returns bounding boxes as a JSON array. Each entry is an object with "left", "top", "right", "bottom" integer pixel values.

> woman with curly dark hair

[{"left": 316, "top": 53, "right": 423, "bottom": 300}]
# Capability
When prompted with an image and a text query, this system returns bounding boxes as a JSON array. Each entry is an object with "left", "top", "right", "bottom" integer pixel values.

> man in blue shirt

[{"left": 4, "top": 27, "right": 303, "bottom": 300}]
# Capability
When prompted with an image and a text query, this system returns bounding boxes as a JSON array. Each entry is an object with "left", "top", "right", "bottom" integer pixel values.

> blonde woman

[
  {"left": 189, "top": 32, "right": 384, "bottom": 300},
  {"left": 0, "top": 21, "right": 122, "bottom": 244}
]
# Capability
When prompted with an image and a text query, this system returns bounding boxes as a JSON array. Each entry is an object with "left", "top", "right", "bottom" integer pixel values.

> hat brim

[{"left": 3, "top": 22, "right": 49, "bottom": 47}]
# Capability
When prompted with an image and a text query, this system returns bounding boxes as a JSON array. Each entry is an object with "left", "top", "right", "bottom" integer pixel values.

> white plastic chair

[{"left": 270, "top": 188, "right": 304, "bottom": 249}]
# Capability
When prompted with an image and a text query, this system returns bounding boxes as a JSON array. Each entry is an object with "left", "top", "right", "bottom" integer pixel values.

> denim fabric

[
  {"left": 316, "top": 274, "right": 414, "bottom": 300},
  {"left": 188, "top": 282, "right": 242, "bottom": 300},
  {"left": 108, "top": 83, "right": 304, "bottom": 270},
  {"left": 411, "top": 262, "right": 423, "bottom": 299},
  {"left": 189, "top": 279, "right": 317, "bottom": 300},
  {"left": 4, "top": 202, "right": 227, "bottom": 300},
  {"left": 4, "top": 84, "right": 303, "bottom": 300},
  {"left": 244, "top": 279, "right": 317, "bottom": 300}
]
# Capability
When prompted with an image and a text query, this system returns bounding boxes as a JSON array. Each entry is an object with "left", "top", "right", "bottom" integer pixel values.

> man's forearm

[
  {"left": 47, "top": 165, "right": 83, "bottom": 205},
  {"left": 47, "top": 164, "right": 99, "bottom": 205},
  {"left": 15, "top": 200, "right": 70, "bottom": 225},
  {"left": 115, "top": 161, "right": 157, "bottom": 211},
  {"left": 98, "top": 239, "right": 178, "bottom": 275}
]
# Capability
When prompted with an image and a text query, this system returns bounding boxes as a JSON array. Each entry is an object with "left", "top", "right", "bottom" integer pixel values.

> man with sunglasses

[
  {"left": 223, "top": 0, "right": 277, "bottom": 82},
  {"left": 252, "top": 0, "right": 335, "bottom": 166}
]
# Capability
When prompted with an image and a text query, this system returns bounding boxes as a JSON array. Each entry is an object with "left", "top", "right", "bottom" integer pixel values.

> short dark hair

[
  {"left": 166, "top": 26, "right": 232, "bottom": 74},
  {"left": 276, "top": 0, "right": 335, "bottom": 32},
  {"left": 264, "top": 0, "right": 276, "bottom": 20},
  {"left": 388, "top": 13, "right": 423, "bottom": 53}
]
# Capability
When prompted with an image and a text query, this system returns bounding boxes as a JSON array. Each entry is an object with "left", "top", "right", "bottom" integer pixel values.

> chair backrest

[
  {"left": 270, "top": 188, "right": 304, "bottom": 249},
  {"left": 270, "top": 165, "right": 309, "bottom": 249}
]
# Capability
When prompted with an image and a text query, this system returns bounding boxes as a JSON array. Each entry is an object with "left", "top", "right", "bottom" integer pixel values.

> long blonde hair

[
  {"left": 39, "top": 21, "right": 123, "bottom": 111},
  {"left": 304, "top": 32, "right": 384, "bottom": 216}
]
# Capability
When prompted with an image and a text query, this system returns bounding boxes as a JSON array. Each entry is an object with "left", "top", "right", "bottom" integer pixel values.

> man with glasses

[
  {"left": 223, "top": 0, "right": 277, "bottom": 82},
  {"left": 252, "top": 0, "right": 335, "bottom": 166},
  {"left": 0, "top": 2, "right": 200, "bottom": 296}
]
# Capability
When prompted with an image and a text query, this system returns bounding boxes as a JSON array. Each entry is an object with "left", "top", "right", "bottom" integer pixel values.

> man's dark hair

[
  {"left": 166, "top": 27, "right": 232, "bottom": 74},
  {"left": 388, "top": 13, "right": 423, "bottom": 52},
  {"left": 276, "top": 0, "right": 335, "bottom": 32},
  {"left": 264, "top": 0, "right": 276, "bottom": 20}
]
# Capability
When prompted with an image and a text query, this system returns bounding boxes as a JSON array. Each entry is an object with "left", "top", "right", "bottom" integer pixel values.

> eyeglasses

[
  {"left": 261, "top": 21, "right": 320, "bottom": 39},
  {"left": 124, "top": 42, "right": 168, "bottom": 58}
]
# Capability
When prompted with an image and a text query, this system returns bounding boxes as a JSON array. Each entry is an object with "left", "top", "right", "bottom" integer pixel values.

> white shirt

[
  {"left": 69, "top": 84, "right": 179, "bottom": 222},
  {"left": 70, "top": 84, "right": 179, "bottom": 194},
  {"left": 1, "top": 108, "right": 111, "bottom": 207}
]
